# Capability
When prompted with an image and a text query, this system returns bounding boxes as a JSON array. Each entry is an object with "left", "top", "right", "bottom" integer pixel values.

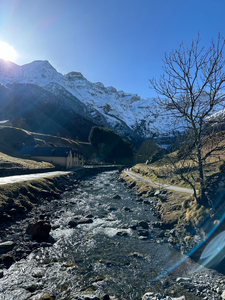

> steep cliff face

[{"left": 0, "top": 59, "right": 164, "bottom": 141}]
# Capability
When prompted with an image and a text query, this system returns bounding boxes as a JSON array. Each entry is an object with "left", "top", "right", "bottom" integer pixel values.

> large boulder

[{"left": 26, "top": 220, "right": 51, "bottom": 240}]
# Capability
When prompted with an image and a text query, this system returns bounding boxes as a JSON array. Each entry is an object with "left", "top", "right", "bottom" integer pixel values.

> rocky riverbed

[{"left": 0, "top": 170, "right": 225, "bottom": 300}]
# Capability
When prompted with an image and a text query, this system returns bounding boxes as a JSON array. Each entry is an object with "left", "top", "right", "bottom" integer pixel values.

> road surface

[
  {"left": 0, "top": 171, "right": 71, "bottom": 185},
  {"left": 124, "top": 169, "right": 194, "bottom": 194}
]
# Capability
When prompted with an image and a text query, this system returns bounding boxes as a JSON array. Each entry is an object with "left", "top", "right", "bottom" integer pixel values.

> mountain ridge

[{"left": 0, "top": 59, "right": 165, "bottom": 141}]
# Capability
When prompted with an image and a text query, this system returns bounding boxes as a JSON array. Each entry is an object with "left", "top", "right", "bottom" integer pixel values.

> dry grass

[
  {"left": 121, "top": 170, "right": 211, "bottom": 231},
  {"left": 0, "top": 152, "right": 55, "bottom": 171},
  {"left": 0, "top": 176, "right": 58, "bottom": 215},
  {"left": 131, "top": 138, "right": 225, "bottom": 190}
]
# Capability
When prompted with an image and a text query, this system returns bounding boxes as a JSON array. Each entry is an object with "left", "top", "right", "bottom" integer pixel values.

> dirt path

[{"left": 124, "top": 169, "right": 194, "bottom": 194}]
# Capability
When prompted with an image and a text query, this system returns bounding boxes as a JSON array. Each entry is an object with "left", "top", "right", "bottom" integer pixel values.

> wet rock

[
  {"left": 78, "top": 218, "right": 93, "bottom": 225},
  {"left": 1, "top": 254, "right": 14, "bottom": 263},
  {"left": 143, "top": 200, "right": 151, "bottom": 205},
  {"left": 68, "top": 220, "right": 78, "bottom": 228},
  {"left": 138, "top": 230, "right": 149, "bottom": 237},
  {"left": 123, "top": 206, "right": 132, "bottom": 212},
  {"left": 113, "top": 194, "right": 121, "bottom": 199},
  {"left": 176, "top": 277, "right": 191, "bottom": 283},
  {"left": 26, "top": 219, "right": 51, "bottom": 240},
  {"left": 116, "top": 231, "right": 128, "bottom": 236},
  {"left": 24, "top": 284, "right": 37, "bottom": 292},
  {"left": 138, "top": 221, "right": 149, "bottom": 229},
  {"left": 107, "top": 207, "right": 117, "bottom": 211},
  {"left": 157, "top": 230, "right": 165, "bottom": 237},
  {"left": 0, "top": 270, "right": 3, "bottom": 278},
  {"left": 86, "top": 214, "right": 94, "bottom": 218},
  {"left": 130, "top": 224, "right": 137, "bottom": 230},
  {"left": 0, "top": 241, "right": 15, "bottom": 254}
]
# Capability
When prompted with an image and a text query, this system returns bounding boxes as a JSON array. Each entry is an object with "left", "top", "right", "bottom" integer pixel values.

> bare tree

[{"left": 149, "top": 33, "right": 225, "bottom": 203}]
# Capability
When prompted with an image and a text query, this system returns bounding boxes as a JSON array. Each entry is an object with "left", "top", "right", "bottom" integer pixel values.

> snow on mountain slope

[{"left": 0, "top": 59, "right": 163, "bottom": 138}]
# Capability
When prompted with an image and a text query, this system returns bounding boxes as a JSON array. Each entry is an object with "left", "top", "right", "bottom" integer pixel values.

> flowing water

[{"left": 0, "top": 170, "right": 185, "bottom": 299}]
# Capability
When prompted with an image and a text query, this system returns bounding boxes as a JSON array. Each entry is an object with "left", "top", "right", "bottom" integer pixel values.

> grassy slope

[
  {"left": 125, "top": 137, "right": 225, "bottom": 234},
  {"left": 0, "top": 152, "right": 54, "bottom": 171},
  {"left": 131, "top": 142, "right": 225, "bottom": 190}
]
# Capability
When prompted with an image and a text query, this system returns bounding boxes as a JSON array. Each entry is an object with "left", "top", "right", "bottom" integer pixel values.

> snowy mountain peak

[
  {"left": 0, "top": 59, "right": 164, "bottom": 139},
  {"left": 65, "top": 71, "right": 87, "bottom": 81}
]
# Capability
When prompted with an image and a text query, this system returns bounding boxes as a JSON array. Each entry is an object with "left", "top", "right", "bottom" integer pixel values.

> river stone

[
  {"left": 222, "top": 290, "right": 225, "bottom": 299},
  {"left": 154, "top": 190, "right": 161, "bottom": 196},
  {"left": 1, "top": 254, "right": 14, "bottom": 263},
  {"left": 157, "top": 230, "right": 165, "bottom": 238},
  {"left": 0, "top": 241, "right": 15, "bottom": 254},
  {"left": 176, "top": 277, "right": 191, "bottom": 283},
  {"left": 138, "top": 221, "right": 149, "bottom": 229},
  {"left": 113, "top": 194, "right": 121, "bottom": 199},
  {"left": 138, "top": 229, "right": 149, "bottom": 237},
  {"left": 78, "top": 218, "right": 93, "bottom": 224},
  {"left": 26, "top": 219, "right": 51, "bottom": 240},
  {"left": 68, "top": 220, "right": 78, "bottom": 228},
  {"left": 117, "top": 231, "right": 128, "bottom": 236},
  {"left": 107, "top": 207, "right": 117, "bottom": 211}
]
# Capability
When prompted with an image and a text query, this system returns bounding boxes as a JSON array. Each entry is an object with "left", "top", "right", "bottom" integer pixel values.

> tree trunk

[{"left": 197, "top": 147, "right": 204, "bottom": 203}]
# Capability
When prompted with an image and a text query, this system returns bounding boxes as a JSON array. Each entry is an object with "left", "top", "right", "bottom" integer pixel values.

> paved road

[
  {"left": 124, "top": 169, "right": 194, "bottom": 194},
  {"left": 0, "top": 171, "right": 71, "bottom": 185}
]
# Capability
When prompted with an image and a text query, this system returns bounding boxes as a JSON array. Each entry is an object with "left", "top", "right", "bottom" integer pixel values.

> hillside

[{"left": 0, "top": 126, "right": 101, "bottom": 175}]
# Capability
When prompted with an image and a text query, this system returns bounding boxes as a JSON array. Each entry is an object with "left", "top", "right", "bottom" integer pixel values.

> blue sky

[{"left": 0, "top": 0, "right": 225, "bottom": 98}]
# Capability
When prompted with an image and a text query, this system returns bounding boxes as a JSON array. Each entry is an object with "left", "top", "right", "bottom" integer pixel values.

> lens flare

[
  {"left": 0, "top": 41, "right": 17, "bottom": 61},
  {"left": 199, "top": 231, "right": 225, "bottom": 268}
]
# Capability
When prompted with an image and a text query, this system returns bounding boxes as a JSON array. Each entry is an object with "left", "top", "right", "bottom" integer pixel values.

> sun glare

[{"left": 0, "top": 41, "right": 17, "bottom": 62}]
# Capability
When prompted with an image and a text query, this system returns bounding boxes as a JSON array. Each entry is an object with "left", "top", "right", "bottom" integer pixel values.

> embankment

[{"left": 0, "top": 168, "right": 91, "bottom": 224}]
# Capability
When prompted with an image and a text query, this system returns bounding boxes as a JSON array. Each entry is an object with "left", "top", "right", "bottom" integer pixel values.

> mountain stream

[{"left": 0, "top": 170, "right": 210, "bottom": 299}]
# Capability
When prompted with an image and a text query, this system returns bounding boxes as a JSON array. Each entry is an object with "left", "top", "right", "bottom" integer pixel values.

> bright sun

[{"left": 0, "top": 41, "right": 17, "bottom": 62}]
